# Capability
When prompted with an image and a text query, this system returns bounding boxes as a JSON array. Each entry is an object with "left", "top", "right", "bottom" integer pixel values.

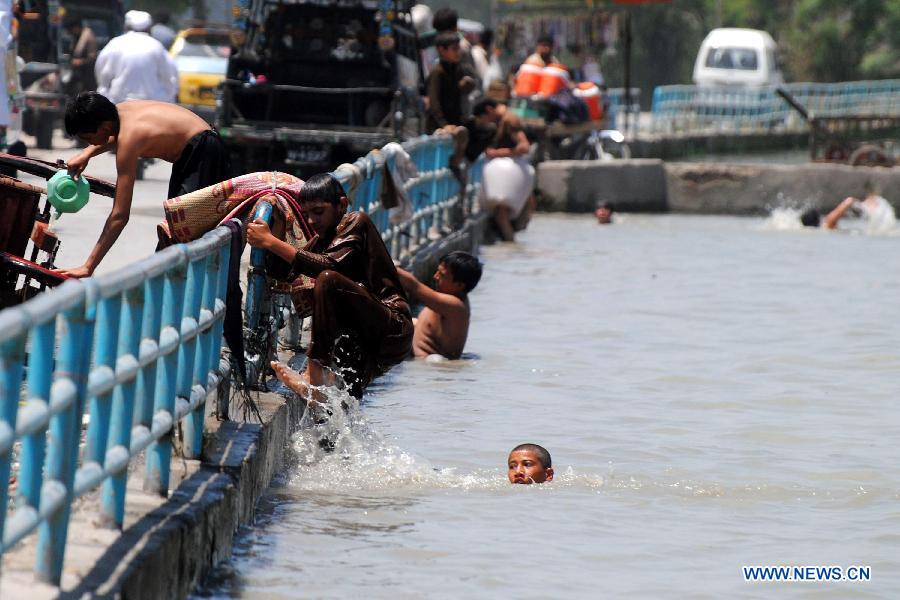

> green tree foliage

[
  {"left": 657, "top": 0, "right": 899, "bottom": 83},
  {"left": 784, "top": 0, "right": 899, "bottom": 80}
]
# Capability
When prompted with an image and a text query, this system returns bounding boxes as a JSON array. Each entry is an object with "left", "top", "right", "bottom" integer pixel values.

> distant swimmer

[
  {"left": 595, "top": 201, "right": 615, "bottom": 225},
  {"left": 800, "top": 181, "right": 895, "bottom": 232},
  {"left": 396, "top": 251, "right": 482, "bottom": 360},
  {"left": 508, "top": 444, "right": 554, "bottom": 484}
]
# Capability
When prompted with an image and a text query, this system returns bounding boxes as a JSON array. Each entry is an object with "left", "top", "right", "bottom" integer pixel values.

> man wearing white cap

[{"left": 95, "top": 10, "right": 178, "bottom": 104}]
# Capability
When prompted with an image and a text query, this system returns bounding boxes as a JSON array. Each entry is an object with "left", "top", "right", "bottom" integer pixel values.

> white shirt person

[{"left": 95, "top": 11, "right": 178, "bottom": 104}]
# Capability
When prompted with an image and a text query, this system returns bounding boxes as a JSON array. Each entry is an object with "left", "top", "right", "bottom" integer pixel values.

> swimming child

[
  {"left": 395, "top": 251, "right": 482, "bottom": 359},
  {"left": 595, "top": 201, "right": 615, "bottom": 225},
  {"left": 247, "top": 173, "right": 413, "bottom": 400},
  {"left": 800, "top": 181, "right": 895, "bottom": 232},
  {"left": 508, "top": 443, "right": 554, "bottom": 484}
]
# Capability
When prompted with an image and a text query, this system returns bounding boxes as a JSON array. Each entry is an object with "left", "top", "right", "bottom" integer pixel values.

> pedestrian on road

[
  {"left": 150, "top": 11, "right": 177, "bottom": 51},
  {"left": 95, "top": 10, "right": 177, "bottom": 104},
  {"left": 62, "top": 13, "right": 98, "bottom": 95}
]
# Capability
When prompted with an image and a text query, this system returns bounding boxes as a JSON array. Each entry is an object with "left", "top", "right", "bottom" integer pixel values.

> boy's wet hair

[
  {"left": 473, "top": 98, "right": 499, "bottom": 116},
  {"left": 65, "top": 92, "right": 119, "bottom": 136},
  {"left": 536, "top": 33, "right": 554, "bottom": 46},
  {"left": 432, "top": 7, "right": 458, "bottom": 32},
  {"left": 511, "top": 443, "right": 552, "bottom": 468},
  {"left": 298, "top": 173, "right": 347, "bottom": 205},
  {"left": 435, "top": 31, "right": 461, "bottom": 49},
  {"left": 800, "top": 208, "right": 820, "bottom": 227},
  {"left": 596, "top": 200, "right": 615, "bottom": 212},
  {"left": 441, "top": 251, "right": 482, "bottom": 293}
]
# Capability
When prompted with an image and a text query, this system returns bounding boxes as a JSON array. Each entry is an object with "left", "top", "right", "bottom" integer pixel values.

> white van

[{"left": 692, "top": 28, "right": 783, "bottom": 87}]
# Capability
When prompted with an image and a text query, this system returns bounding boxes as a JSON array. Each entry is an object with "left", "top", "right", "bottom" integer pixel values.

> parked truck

[{"left": 217, "top": 0, "right": 426, "bottom": 176}]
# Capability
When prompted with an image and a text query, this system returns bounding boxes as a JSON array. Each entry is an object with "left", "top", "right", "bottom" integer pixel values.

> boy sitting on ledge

[{"left": 246, "top": 173, "right": 413, "bottom": 400}]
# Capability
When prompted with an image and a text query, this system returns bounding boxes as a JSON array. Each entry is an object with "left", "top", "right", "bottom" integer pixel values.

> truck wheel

[
  {"left": 848, "top": 145, "right": 893, "bottom": 168},
  {"left": 35, "top": 114, "right": 54, "bottom": 150}
]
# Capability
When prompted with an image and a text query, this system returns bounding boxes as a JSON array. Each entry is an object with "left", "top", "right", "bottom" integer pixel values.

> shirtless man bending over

[
  {"left": 60, "top": 92, "right": 232, "bottom": 277},
  {"left": 396, "top": 251, "right": 482, "bottom": 359}
]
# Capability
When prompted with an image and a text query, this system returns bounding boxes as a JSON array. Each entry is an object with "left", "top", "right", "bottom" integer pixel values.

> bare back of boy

[
  {"left": 412, "top": 300, "right": 470, "bottom": 359},
  {"left": 114, "top": 101, "right": 210, "bottom": 163}
]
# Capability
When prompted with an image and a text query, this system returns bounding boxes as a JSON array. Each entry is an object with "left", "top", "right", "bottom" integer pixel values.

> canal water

[{"left": 196, "top": 213, "right": 899, "bottom": 598}]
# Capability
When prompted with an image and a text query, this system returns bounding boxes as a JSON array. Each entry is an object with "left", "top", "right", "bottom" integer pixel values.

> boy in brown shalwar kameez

[{"left": 247, "top": 173, "right": 413, "bottom": 400}]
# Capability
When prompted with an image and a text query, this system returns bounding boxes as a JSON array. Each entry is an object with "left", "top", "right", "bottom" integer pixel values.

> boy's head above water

[{"left": 508, "top": 443, "right": 553, "bottom": 484}]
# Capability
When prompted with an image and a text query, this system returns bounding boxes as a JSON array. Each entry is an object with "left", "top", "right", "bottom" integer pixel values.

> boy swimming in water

[
  {"left": 395, "top": 251, "right": 482, "bottom": 359},
  {"left": 247, "top": 173, "right": 413, "bottom": 399},
  {"left": 508, "top": 444, "right": 554, "bottom": 484}
]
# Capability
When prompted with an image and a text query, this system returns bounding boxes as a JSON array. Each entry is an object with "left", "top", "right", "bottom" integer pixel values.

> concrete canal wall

[
  {"left": 537, "top": 159, "right": 900, "bottom": 215},
  {"left": 630, "top": 130, "right": 809, "bottom": 161}
]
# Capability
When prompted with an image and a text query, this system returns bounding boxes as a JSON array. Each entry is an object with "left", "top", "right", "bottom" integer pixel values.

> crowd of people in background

[{"left": 420, "top": 5, "right": 615, "bottom": 240}]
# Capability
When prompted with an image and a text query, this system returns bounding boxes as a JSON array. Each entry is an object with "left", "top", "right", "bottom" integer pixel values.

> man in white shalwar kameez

[{"left": 95, "top": 10, "right": 177, "bottom": 104}]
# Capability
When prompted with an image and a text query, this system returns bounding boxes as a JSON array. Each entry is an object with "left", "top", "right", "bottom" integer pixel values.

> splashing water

[
  {"left": 764, "top": 206, "right": 806, "bottom": 230},
  {"left": 858, "top": 195, "right": 897, "bottom": 234},
  {"left": 764, "top": 196, "right": 898, "bottom": 234},
  {"left": 280, "top": 382, "right": 605, "bottom": 495}
]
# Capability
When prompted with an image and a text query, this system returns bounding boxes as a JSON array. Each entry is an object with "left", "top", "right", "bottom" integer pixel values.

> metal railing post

[
  {"left": 246, "top": 202, "right": 273, "bottom": 331},
  {"left": 175, "top": 252, "right": 207, "bottom": 458},
  {"left": 84, "top": 289, "right": 122, "bottom": 480},
  {"left": 0, "top": 317, "right": 28, "bottom": 572},
  {"left": 184, "top": 251, "right": 214, "bottom": 459},
  {"left": 36, "top": 293, "right": 93, "bottom": 584},
  {"left": 100, "top": 281, "right": 144, "bottom": 528},
  {"left": 135, "top": 274, "right": 163, "bottom": 430},
  {"left": 17, "top": 319, "right": 54, "bottom": 516},
  {"left": 213, "top": 233, "right": 232, "bottom": 420},
  {"left": 146, "top": 249, "right": 187, "bottom": 496}
]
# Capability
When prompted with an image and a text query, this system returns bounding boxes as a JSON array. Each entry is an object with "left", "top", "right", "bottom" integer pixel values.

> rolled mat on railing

[{"left": 0, "top": 132, "right": 485, "bottom": 587}]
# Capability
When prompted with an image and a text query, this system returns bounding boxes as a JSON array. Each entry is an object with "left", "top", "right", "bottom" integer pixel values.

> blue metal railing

[
  {"left": 0, "top": 132, "right": 484, "bottom": 588},
  {"left": 0, "top": 227, "right": 232, "bottom": 584},
  {"left": 649, "top": 79, "right": 900, "bottom": 135},
  {"left": 606, "top": 87, "right": 642, "bottom": 134},
  {"left": 330, "top": 133, "right": 483, "bottom": 262}
]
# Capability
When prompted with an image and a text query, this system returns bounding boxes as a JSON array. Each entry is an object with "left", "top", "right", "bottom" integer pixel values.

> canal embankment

[
  {"left": 536, "top": 159, "right": 900, "bottom": 215},
  {"left": 0, "top": 214, "right": 485, "bottom": 600}
]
